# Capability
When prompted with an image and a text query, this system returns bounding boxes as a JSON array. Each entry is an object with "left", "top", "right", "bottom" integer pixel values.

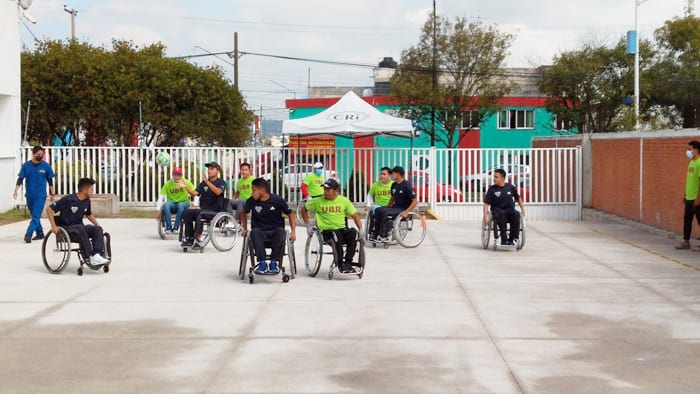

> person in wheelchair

[
  {"left": 181, "top": 161, "right": 227, "bottom": 248},
  {"left": 158, "top": 167, "right": 195, "bottom": 233},
  {"left": 301, "top": 179, "right": 363, "bottom": 274},
  {"left": 227, "top": 162, "right": 254, "bottom": 227},
  {"left": 366, "top": 166, "right": 393, "bottom": 234},
  {"left": 483, "top": 169, "right": 526, "bottom": 246},
  {"left": 371, "top": 166, "right": 417, "bottom": 241},
  {"left": 240, "top": 178, "right": 296, "bottom": 274},
  {"left": 46, "top": 177, "right": 110, "bottom": 266}
]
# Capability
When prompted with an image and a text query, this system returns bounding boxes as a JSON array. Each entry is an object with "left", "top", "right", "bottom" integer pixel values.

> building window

[
  {"left": 460, "top": 110, "right": 481, "bottom": 130},
  {"left": 554, "top": 114, "right": 573, "bottom": 131},
  {"left": 498, "top": 109, "right": 535, "bottom": 130}
]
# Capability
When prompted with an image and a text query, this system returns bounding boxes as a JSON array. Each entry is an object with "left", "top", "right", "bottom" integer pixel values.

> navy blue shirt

[
  {"left": 484, "top": 183, "right": 520, "bottom": 211},
  {"left": 17, "top": 160, "right": 54, "bottom": 199},
  {"left": 244, "top": 193, "right": 292, "bottom": 231},
  {"left": 390, "top": 180, "right": 416, "bottom": 210},
  {"left": 50, "top": 194, "right": 91, "bottom": 226},
  {"left": 197, "top": 178, "right": 227, "bottom": 211}
]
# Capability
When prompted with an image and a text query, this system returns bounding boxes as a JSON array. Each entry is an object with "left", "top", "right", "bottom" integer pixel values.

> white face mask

[{"left": 687, "top": 150, "right": 694, "bottom": 159}]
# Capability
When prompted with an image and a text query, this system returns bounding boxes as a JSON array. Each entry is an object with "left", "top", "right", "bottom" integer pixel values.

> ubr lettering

[{"left": 321, "top": 206, "right": 343, "bottom": 213}]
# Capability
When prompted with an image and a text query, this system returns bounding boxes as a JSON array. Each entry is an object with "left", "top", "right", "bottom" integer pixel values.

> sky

[{"left": 16, "top": 0, "right": 693, "bottom": 120}]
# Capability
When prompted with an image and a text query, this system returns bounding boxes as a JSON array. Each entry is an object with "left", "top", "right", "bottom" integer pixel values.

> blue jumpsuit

[{"left": 17, "top": 160, "right": 55, "bottom": 238}]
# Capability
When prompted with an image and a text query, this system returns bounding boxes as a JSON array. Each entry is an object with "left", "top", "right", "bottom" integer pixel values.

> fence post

[
  {"left": 429, "top": 147, "right": 437, "bottom": 212},
  {"left": 576, "top": 145, "right": 583, "bottom": 220}
]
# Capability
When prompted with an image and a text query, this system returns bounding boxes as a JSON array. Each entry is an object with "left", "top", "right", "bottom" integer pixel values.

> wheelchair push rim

[
  {"left": 210, "top": 212, "right": 239, "bottom": 252},
  {"left": 481, "top": 222, "right": 491, "bottom": 249},
  {"left": 304, "top": 229, "right": 323, "bottom": 277},
  {"left": 238, "top": 233, "right": 249, "bottom": 280},
  {"left": 157, "top": 212, "right": 167, "bottom": 240},
  {"left": 393, "top": 211, "right": 426, "bottom": 249},
  {"left": 42, "top": 228, "right": 72, "bottom": 274}
]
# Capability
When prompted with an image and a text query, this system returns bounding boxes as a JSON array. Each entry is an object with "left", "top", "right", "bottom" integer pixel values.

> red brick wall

[{"left": 591, "top": 138, "right": 641, "bottom": 220}]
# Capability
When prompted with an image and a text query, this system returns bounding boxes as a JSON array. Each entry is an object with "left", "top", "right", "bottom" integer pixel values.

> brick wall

[{"left": 591, "top": 138, "right": 641, "bottom": 220}]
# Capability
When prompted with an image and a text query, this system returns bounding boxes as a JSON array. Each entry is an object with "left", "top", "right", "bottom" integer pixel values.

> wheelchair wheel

[
  {"left": 364, "top": 211, "right": 372, "bottom": 242},
  {"left": 304, "top": 229, "right": 323, "bottom": 277},
  {"left": 238, "top": 233, "right": 249, "bottom": 280},
  {"left": 481, "top": 220, "right": 491, "bottom": 249},
  {"left": 357, "top": 238, "right": 366, "bottom": 279},
  {"left": 42, "top": 228, "right": 72, "bottom": 274},
  {"left": 517, "top": 218, "right": 526, "bottom": 251},
  {"left": 287, "top": 234, "right": 297, "bottom": 279},
  {"left": 157, "top": 212, "right": 167, "bottom": 240},
  {"left": 210, "top": 212, "right": 239, "bottom": 252},
  {"left": 297, "top": 200, "right": 315, "bottom": 227},
  {"left": 393, "top": 211, "right": 426, "bottom": 249},
  {"left": 104, "top": 232, "right": 112, "bottom": 261}
]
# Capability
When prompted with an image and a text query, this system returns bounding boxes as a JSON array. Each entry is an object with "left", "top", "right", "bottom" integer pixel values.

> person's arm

[
  {"left": 386, "top": 196, "right": 395, "bottom": 207},
  {"left": 482, "top": 202, "right": 490, "bottom": 226},
  {"left": 46, "top": 206, "right": 59, "bottom": 234},
  {"left": 47, "top": 166, "right": 56, "bottom": 202},
  {"left": 13, "top": 165, "right": 24, "bottom": 200},
  {"left": 86, "top": 214, "right": 99, "bottom": 227},
  {"left": 517, "top": 197, "right": 526, "bottom": 217},
  {"left": 401, "top": 198, "right": 418, "bottom": 218},
  {"left": 351, "top": 212, "right": 362, "bottom": 231},
  {"left": 203, "top": 178, "right": 223, "bottom": 196},
  {"left": 183, "top": 180, "right": 198, "bottom": 197},
  {"left": 288, "top": 212, "right": 297, "bottom": 242},
  {"left": 301, "top": 206, "right": 309, "bottom": 224},
  {"left": 240, "top": 210, "right": 248, "bottom": 234},
  {"left": 301, "top": 183, "right": 309, "bottom": 199}
]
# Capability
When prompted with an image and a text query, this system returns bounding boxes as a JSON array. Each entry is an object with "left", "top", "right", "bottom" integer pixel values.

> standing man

[
  {"left": 13, "top": 146, "right": 55, "bottom": 243},
  {"left": 302, "top": 179, "right": 363, "bottom": 274},
  {"left": 158, "top": 167, "right": 195, "bottom": 233},
  {"left": 228, "top": 162, "right": 254, "bottom": 224},
  {"left": 483, "top": 169, "right": 526, "bottom": 246},
  {"left": 371, "top": 166, "right": 417, "bottom": 240},
  {"left": 241, "top": 178, "right": 296, "bottom": 274},
  {"left": 301, "top": 162, "right": 325, "bottom": 199},
  {"left": 677, "top": 140, "right": 700, "bottom": 250},
  {"left": 180, "top": 162, "right": 227, "bottom": 247}
]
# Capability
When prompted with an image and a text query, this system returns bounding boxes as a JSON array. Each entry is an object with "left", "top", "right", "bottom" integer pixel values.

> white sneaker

[
  {"left": 225, "top": 222, "right": 238, "bottom": 231},
  {"left": 90, "top": 254, "right": 110, "bottom": 265}
]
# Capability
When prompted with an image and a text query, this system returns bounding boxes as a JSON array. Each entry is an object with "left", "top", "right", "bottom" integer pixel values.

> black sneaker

[
  {"left": 24, "top": 236, "right": 31, "bottom": 244},
  {"left": 181, "top": 238, "right": 194, "bottom": 247},
  {"left": 32, "top": 234, "right": 44, "bottom": 241}
]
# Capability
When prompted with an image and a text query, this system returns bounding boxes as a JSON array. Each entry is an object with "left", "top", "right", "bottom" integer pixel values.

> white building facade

[{"left": 0, "top": 2, "right": 21, "bottom": 211}]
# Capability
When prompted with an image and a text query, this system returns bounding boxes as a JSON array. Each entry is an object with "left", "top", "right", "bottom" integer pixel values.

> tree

[
  {"left": 21, "top": 39, "right": 252, "bottom": 146},
  {"left": 390, "top": 14, "right": 515, "bottom": 148},
  {"left": 539, "top": 38, "right": 655, "bottom": 133},
  {"left": 651, "top": 15, "right": 700, "bottom": 128}
]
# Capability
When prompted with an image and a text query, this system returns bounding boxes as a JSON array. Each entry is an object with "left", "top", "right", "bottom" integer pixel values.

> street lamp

[
  {"left": 634, "top": 0, "right": 649, "bottom": 131},
  {"left": 268, "top": 80, "right": 296, "bottom": 99},
  {"left": 17, "top": 0, "right": 36, "bottom": 23}
]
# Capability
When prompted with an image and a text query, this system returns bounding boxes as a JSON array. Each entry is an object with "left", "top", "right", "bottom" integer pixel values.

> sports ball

[{"left": 155, "top": 151, "right": 171, "bottom": 167}]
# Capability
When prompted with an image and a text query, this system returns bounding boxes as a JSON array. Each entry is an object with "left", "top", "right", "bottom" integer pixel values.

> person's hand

[
  {"left": 482, "top": 216, "right": 489, "bottom": 226},
  {"left": 359, "top": 229, "right": 366, "bottom": 240},
  {"left": 400, "top": 210, "right": 409, "bottom": 219},
  {"left": 290, "top": 231, "right": 296, "bottom": 243},
  {"left": 520, "top": 210, "right": 526, "bottom": 218},
  {"left": 241, "top": 228, "right": 248, "bottom": 237},
  {"left": 49, "top": 194, "right": 55, "bottom": 202},
  {"left": 12, "top": 190, "right": 17, "bottom": 200},
  {"left": 51, "top": 225, "right": 59, "bottom": 235},
  {"left": 306, "top": 225, "right": 313, "bottom": 236}
]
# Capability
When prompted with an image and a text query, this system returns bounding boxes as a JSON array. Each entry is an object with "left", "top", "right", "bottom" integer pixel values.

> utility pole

[
  {"left": 430, "top": 0, "right": 437, "bottom": 147},
  {"left": 63, "top": 5, "right": 77, "bottom": 41},
  {"left": 634, "top": 0, "right": 649, "bottom": 131},
  {"left": 233, "top": 32, "right": 239, "bottom": 88},
  {"left": 686, "top": 0, "right": 695, "bottom": 15}
]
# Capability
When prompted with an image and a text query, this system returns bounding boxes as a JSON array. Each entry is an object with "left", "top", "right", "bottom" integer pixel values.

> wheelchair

[
  {"left": 481, "top": 211, "right": 526, "bottom": 251},
  {"left": 305, "top": 223, "right": 366, "bottom": 280},
  {"left": 41, "top": 226, "right": 112, "bottom": 276},
  {"left": 238, "top": 229, "right": 296, "bottom": 284},
  {"left": 179, "top": 210, "right": 239, "bottom": 253},
  {"left": 157, "top": 205, "right": 185, "bottom": 240},
  {"left": 369, "top": 210, "right": 427, "bottom": 249}
]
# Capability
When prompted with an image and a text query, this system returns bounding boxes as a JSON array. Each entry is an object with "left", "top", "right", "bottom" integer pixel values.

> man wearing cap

[
  {"left": 158, "top": 167, "right": 195, "bottom": 233},
  {"left": 301, "top": 162, "right": 325, "bottom": 199},
  {"left": 371, "top": 166, "right": 417, "bottom": 240},
  {"left": 301, "top": 179, "right": 363, "bottom": 274},
  {"left": 180, "top": 161, "right": 227, "bottom": 247}
]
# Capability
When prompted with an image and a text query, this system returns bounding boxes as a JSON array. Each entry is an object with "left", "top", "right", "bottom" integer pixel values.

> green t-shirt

[
  {"left": 160, "top": 178, "right": 194, "bottom": 203},
  {"left": 686, "top": 157, "right": 700, "bottom": 200},
  {"left": 236, "top": 176, "right": 254, "bottom": 201},
  {"left": 306, "top": 195, "right": 356, "bottom": 231},
  {"left": 303, "top": 173, "right": 325, "bottom": 197},
  {"left": 369, "top": 181, "right": 393, "bottom": 207}
]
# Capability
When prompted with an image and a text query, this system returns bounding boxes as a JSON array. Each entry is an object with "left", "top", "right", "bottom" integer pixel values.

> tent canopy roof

[{"left": 282, "top": 91, "right": 413, "bottom": 138}]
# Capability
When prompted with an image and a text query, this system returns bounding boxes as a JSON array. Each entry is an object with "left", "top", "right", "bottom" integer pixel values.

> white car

[
  {"left": 461, "top": 164, "right": 530, "bottom": 191},
  {"left": 261, "top": 164, "right": 335, "bottom": 192}
]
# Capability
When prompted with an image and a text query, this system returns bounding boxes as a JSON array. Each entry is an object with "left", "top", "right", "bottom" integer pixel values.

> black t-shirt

[
  {"left": 484, "top": 183, "right": 520, "bottom": 211},
  {"left": 197, "top": 178, "right": 227, "bottom": 211},
  {"left": 244, "top": 193, "right": 292, "bottom": 231},
  {"left": 390, "top": 180, "right": 416, "bottom": 210},
  {"left": 50, "top": 193, "right": 91, "bottom": 226}
]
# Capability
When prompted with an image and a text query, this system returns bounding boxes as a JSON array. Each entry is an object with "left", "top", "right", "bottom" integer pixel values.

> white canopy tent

[{"left": 282, "top": 90, "right": 413, "bottom": 138}]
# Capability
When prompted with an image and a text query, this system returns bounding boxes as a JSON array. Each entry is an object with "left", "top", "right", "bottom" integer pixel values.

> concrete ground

[{"left": 1, "top": 217, "right": 699, "bottom": 394}]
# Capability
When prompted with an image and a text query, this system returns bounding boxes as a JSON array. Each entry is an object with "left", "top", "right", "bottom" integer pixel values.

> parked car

[
  {"left": 261, "top": 164, "right": 334, "bottom": 192},
  {"left": 407, "top": 170, "right": 464, "bottom": 202},
  {"left": 461, "top": 164, "right": 530, "bottom": 192}
]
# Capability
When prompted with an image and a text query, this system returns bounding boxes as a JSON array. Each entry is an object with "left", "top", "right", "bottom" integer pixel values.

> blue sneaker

[
  {"left": 255, "top": 261, "right": 268, "bottom": 274},
  {"left": 269, "top": 260, "right": 279, "bottom": 274}
]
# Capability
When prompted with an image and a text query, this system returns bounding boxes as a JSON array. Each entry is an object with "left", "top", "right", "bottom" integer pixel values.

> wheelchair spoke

[{"left": 393, "top": 212, "right": 426, "bottom": 249}]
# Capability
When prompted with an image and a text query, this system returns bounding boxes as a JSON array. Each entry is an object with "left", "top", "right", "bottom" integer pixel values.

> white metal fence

[{"left": 18, "top": 145, "right": 581, "bottom": 220}]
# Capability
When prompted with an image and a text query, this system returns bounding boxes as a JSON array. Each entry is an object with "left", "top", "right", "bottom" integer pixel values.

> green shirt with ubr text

[
  {"left": 303, "top": 173, "right": 325, "bottom": 197},
  {"left": 369, "top": 181, "right": 393, "bottom": 207},
  {"left": 306, "top": 195, "right": 356, "bottom": 231},
  {"left": 236, "top": 176, "right": 254, "bottom": 201},
  {"left": 160, "top": 178, "right": 194, "bottom": 203},
  {"left": 686, "top": 157, "right": 700, "bottom": 200}
]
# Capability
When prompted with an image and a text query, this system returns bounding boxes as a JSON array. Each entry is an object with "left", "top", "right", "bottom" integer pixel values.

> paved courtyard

[{"left": 1, "top": 216, "right": 699, "bottom": 393}]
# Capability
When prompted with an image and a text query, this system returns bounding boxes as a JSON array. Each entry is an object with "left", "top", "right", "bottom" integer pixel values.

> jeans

[
  {"left": 25, "top": 196, "right": 46, "bottom": 238},
  {"left": 162, "top": 201, "right": 190, "bottom": 231},
  {"left": 491, "top": 208, "right": 520, "bottom": 243},
  {"left": 682, "top": 200, "right": 700, "bottom": 241},
  {"left": 227, "top": 199, "right": 245, "bottom": 221},
  {"left": 249, "top": 227, "right": 286, "bottom": 263}
]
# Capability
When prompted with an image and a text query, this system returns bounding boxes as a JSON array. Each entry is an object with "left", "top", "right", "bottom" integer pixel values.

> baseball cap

[
  {"left": 322, "top": 179, "right": 340, "bottom": 189},
  {"left": 205, "top": 161, "right": 221, "bottom": 170},
  {"left": 313, "top": 162, "right": 324, "bottom": 169},
  {"left": 173, "top": 167, "right": 183, "bottom": 175}
]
